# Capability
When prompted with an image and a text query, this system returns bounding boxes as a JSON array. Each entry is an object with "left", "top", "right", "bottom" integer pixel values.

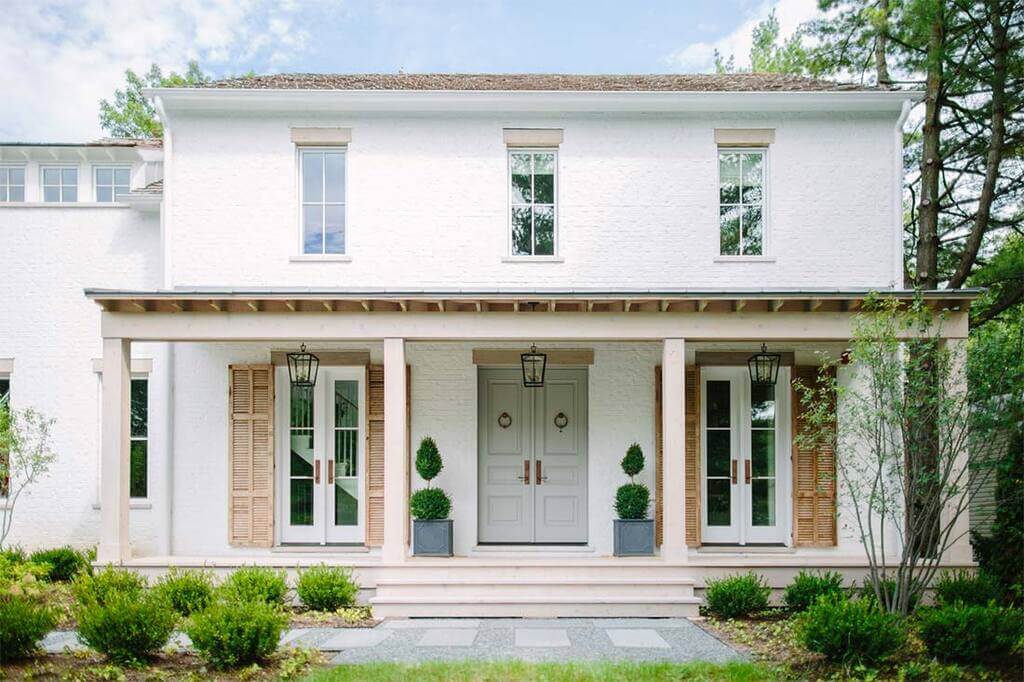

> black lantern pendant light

[
  {"left": 748, "top": 343, "right": 782, "bottom": 387},
  {"left": 287, "top": 343, "right": 320, "bottom": 388},
  {"left": 521, "top": 344, "right": 547, "bottom": 388}
]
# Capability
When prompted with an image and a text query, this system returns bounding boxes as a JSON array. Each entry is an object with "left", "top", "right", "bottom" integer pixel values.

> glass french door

[
  {"left": 277, "top": 366, "right": 365, "bottom": 544},
  {"left": 701, "top": 367, "right": 790, "bottom": 545}
]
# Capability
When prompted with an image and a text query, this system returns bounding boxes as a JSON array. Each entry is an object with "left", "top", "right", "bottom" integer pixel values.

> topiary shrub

[
  {"left": 185, "top": 598, "right": 288, "bottom": 669},
  {"left": 614, "top": 443, "right": 650, "bottom": 520},
  {"left": 933, "top": 569, "right": 1002, "bottom": 607},
  {"left": 783, "top": 570, "right": 846, "bottom": 612},
  {"left": 28, "top": 546, "right": 89, "bottom": 582},
  {"left": 799, "top": 593, "right": 907, "bottom": 665},
  {"left": 410, "top": 436, "right": 451, "bottom": 520},
  {"left": 219, "top": 566, "right": 288, "bottom": 606},
  {"left": 153, "top": 568, "right": 214, "bottom": 616},
  {"left": 704, "top": 572, "right": 771, "bottom": 619},
  {"left": 73, "top": 571, "right": 176, "bottom": 665},
  {"left": 296, "top": 564, "right": 358, "bottom": 612},
  {"left": 916, "top": 603, "right": 1024, "bottom": 663}
]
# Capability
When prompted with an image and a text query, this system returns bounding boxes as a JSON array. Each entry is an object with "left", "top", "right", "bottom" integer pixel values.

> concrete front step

[
  {"left": 374, "top": 577, "right": 696, "bottom": 600},
  {"left": 369, "top": 561, "right": 693, "bottom": 583},
  {"left": 370, "top": 596, "right": 702, "bottom": 618}
]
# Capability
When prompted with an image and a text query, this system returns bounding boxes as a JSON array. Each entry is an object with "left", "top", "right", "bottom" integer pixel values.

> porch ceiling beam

[
  {"left": 284, "top": 300, "right": 297, "bottom": 312},
  {"left": 771, "top": 299, "right": 784, "bottom": 312},
  {"left": 322, "top": 301, "right": 333, "bottom": 312},
  {"left": 697, "top": 300, "right": 709, "bottom": 312},
  {"left": 208, "top": 300, "right": 222, "bottom": 312},
  {"left": 247, "top": 301, "right": 260, "bottom": 313},
  {"left": 100, "top": 309, "right": 969, "bottom": 342}
]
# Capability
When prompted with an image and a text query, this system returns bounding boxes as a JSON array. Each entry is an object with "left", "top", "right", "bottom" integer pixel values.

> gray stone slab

[
  {"left": 606, "top": 628, "right": 671, "bottom": 649},
  {"left": 592, "top": 618, "right": 695, "bottom": 629},
  {"left": 383, "top": 618, "right": 481, "bottom": 629},
  {"left": 417, "top": 628, "right": 478, "bottom": 647},
  {"left": 514, "top": 628, "right": 570, "bottom": 648},
  {"left": 41, "top": 631, "right": 86, "bottom": 654},
  {"left": 319, "top": 628, "right": 393, "bottom": 650},
  {"left": 166, "top": 632, "right": 193, "bottom": 651}
]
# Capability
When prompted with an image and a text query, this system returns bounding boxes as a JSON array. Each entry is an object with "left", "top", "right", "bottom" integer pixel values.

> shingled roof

[{"left": 199, "top": 73, "right": 880, "bottom": 93}]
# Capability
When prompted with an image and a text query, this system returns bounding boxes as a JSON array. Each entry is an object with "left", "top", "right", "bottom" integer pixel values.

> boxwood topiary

[
  {"left": 614, "top": 443, "right": 650, "bottom": 520},
  {"left": 219, "top": 566, "right": 288, "bottom": 606},
  {"left": 916, "top": 603, "right": 1024, "bottom": 663},
  {"left": 410, "top": 436, "right": 451, "bottom": 521},
  {"left": 415, "top": 437, "right": 443, "bottom": 481},
  {"left": 296, "top": 564, "right": 358, "bottom": 612},
  {"left": 704, "top": 572, "right": 771, "bottom": 619},
  {"left": 153, "top": 568, "right": 215, "bottom": 616},
  {"left": 783, "top": 570, "right": 846, "bottom": 612},
  {"left": 185, "top": 597, "right": 288, "bottom": 669},
  {"left": 799, "top": 593, "right": 906, "bottom": 665}
]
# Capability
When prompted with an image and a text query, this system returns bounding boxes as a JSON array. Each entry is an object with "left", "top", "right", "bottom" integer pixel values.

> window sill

[
  {"left": 0, "top": 202, "right": 129, "bottom": 209},
  {"left": 713, "top": 256, "right": 776, "bottom": 263},
  {"left": 501, "top": 256, "right": 565, "bottom": 263},
  {"left": 289, "top": 254, "right": 352, "bottom": 263},
  {"left": 92, "top": 501, "right": 153, "bottom": 510}
]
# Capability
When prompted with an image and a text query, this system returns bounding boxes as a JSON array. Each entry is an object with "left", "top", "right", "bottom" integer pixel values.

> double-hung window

[
  {"left": 718, "top": 150, "right": 765, "bottom": 256},
  {"left": 300, "top": 149, "right": 346, "bottom": 255},
  {"left": 129, "top": 378, "right": 148, "bottom": 498},
  {"left": 0, "top": 166, "right": 25, "bottom": 202},
  {"left": 95, "top": 167, "right": 131, "bottom": 202},
  {"left": 509, "top": 150, "right": 556, "bottom": 256},
  {"left": 42, "top": 166, "right": 78, "bottom": 203}
]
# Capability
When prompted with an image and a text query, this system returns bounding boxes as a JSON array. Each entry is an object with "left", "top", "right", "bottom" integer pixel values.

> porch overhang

[{"left": 85, "top": 288, "right": 978, "bottom": 341}]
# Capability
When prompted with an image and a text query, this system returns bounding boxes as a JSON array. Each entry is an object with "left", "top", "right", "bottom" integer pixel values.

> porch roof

[{"left": 84, "top": 287, "right": 979, "bottom": 315}]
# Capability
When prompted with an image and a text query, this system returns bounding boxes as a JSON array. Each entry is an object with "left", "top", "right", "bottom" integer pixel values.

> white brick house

[{"left": 0, "top": 74, "right": 976, "bottom": 616}]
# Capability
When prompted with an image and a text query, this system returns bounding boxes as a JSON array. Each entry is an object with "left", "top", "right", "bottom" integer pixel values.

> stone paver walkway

[{"left": 42, "top": 618, "right": 742, "bottom": 665}]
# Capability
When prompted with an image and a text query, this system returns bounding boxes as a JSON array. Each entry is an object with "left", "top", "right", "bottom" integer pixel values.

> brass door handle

[
  {"left": 517, "top": 459, "right": 531, "bottom": 484},
  {"left": 314, "top": 460, "right": 321, "bottom": 485},
  {"left": 328, "top": 459, "right": 335, "bottom": 485},
  {"left": 744, "top": 460, "right": 751, "bottom": 484},
  {"left": 731, "top": 460, "right": 737, "bottom": 485},
  {"left": 536, "top": 460, "right": 548, "bottom": 484}
]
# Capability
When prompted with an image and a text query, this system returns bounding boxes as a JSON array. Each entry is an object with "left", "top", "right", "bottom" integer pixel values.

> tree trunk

[
  {"left": 875, "top": 0, "right": 893, "bottom": 87},
  {"left": 915, "top": 1, "right": 945, "bottom": 290}
]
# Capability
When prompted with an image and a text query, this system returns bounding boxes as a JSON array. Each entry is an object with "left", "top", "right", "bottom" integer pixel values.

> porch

[{"left": 85, "top": 288, "right": 973, "bottom": 617}]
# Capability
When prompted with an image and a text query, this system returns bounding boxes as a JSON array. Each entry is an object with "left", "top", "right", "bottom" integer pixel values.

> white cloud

[
  {"left": 663, "top": 0, "right": 819, "bottom": 73},
  {"left": 0, "top": 0, "right": 310, "bottom": 141}
]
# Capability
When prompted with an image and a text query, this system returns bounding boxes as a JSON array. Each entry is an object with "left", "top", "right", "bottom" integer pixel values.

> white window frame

[
  {"left": 0, "top": 372, "right": 10, "bottom": 500},
  {"left": 0, "top": 165, "right": 26, "bottom": 202},
  {"left": 93, "top": 365, "right": 152, "bottom": 507},
  {"left": 129, "top": 375, "right": 149, "bottom": 500},
  {"left": 507, "top": 148, "right": 559, "bottom": 258},
  {"left": 93, "top": 165, "right": 132, "bottom": 203},
  {"left": 40, "top": 165, "right": 79, "bottom": 203},
  {"left": 717, "top": 147, "right": 769, "bottom": 258},
  {"left": 297, "top": 146, "right": 348, "bottom": 256}
]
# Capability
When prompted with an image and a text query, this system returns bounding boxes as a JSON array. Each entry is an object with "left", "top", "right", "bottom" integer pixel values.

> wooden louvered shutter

[
  {"left": 365, "top": 364, "right": 411, "bottom": 547},
  {"left": 228, "top": 365, "right": 274, "bottom": 547},
  {"left": 654, "top": 365, "right": 701, "bottom": 547},
  {"left": 792, "top": 365, "right": 838, "bottom": 547},
  {"left": 684, "top": 366, "right": 701, "bottom": 546}
]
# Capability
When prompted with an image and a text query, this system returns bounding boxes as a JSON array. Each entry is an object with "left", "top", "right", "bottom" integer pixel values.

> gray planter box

[
  {"left": 614, "top": 519, "right": 655, "bottom": 556},
  {"left": 412, "top": 519, "right": 453, "bottom": 557}
]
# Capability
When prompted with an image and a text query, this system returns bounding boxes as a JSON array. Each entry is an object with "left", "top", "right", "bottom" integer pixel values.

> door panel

[
  {"left": 478, "top": 370, "right": 533, "bottom": 542},
  {"left": 533, "top": 369, "right": 587, "bottom": 543},
  {"left": 701, "top": 371, "right": 740, "bottom": 543}
]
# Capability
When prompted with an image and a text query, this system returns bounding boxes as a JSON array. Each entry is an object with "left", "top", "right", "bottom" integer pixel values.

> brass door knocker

[
  {"left": 498, "top": 411, "right": 512, "bottom": 429},
  {"left": 553, "top": 411, "right": 569, "bottom": 431}
]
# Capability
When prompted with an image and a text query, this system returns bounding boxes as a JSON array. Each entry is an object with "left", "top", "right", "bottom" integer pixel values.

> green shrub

[
  {"left": 614, "top": 483, "right": 650, "bottom": 520},
  {"left": 799, "top": 594, "right": 907, "bottom": 665},
  {"left": 28, "top": 546, "right": 89, "bottom": 582},
  {"left": 415, "top": 437, "right": 443, "bottom": 481},
  {"left": 933, "top": 570, "right": 1002, "bottom": 607},
  {"left": 704, "top": 572, "right": 771, "bottom": 619},
  {"left": 74, "top": 588, "right": 176, "bottom": 665},
  {"left": 783, "top": 570, "right": 846, "bottom": 612},
  {"left": 917, "top": 603, "right": 1024, "bottom": 663},
  {"left": 72, "top": 568, "right": 147, "bottom": 606},
  {"left": 0, "top": 594, "right": 58, "bottom": 661},
  {"left": 185, "top": 598, "right": 288, "bottom": 669},
  {"left": 153, "top": 568, "right": 214, "bottom": 616},
  {"left": 296, "top": 564, "right": 358, "bottom": 612},
  {"left": 0, "top": 546, "right": 27, "bottom": 563},
  {"left": 620, "top": 443, "right": 644, "bottom": 477},
  {"left": 858, "top": 576, "right": 922, "bottom": 612},
  {"left": 410, "top": 487, "right": 452, "bottom": 520},
  {"left": 220, "top": 566, "right": 288, "bottom": 605}
]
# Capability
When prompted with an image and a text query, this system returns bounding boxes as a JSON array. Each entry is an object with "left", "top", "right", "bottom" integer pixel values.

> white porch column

[
  {"left": 97, "top": 338, "right": 131, "bottom": 564},
  {"left": 661, "top": 338, "right": 687, "bottom": 560},
  {"left": 382, "top": 338, "right": 408, "bottom": 562}
]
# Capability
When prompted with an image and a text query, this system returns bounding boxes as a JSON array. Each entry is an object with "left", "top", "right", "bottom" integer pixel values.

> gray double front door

[{"left": 478, "top": 368, "right": 588, "bottom": 544}]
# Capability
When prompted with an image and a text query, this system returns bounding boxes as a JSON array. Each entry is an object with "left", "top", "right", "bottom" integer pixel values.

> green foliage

[
  {"left": 153, "top": 568, "right": 214, "bottom": 616},
  {"left": 933, "top": 570, "right": 1002, "bottom": 607},
  {"left": 0, "top": 593, "right": 57, "bottom": 661},
  {"left": 620, "top": 443, "right": 645, "bottom": 478},
  {"left": 415, "top": 437, "right": 443, "bottom": 482},
  {"left": 185, "top": 597, "right": 288, "bottom": 669},
  {"left": 614, "top": 483, "right": 650, "bottom": 520},
  {"left": 296, "top": 565, "right": 358, "bottom": 612},
  {"left": 28, "top": 546, "right": 89, "bottom": 582},
  {"left": 99, "top": 61, "right": 209, "bottom": 139},
  {"left": 409, "top": 487, "right": 451, "bottom": 521},
  {"left": 74, "top": 576, "right": 176, "bottom": 665},
  {"left": 799, "top": 594, "right": 907, "bottom": 665},
  {"left": 714, "top": 10, "right": 816, "bottom": 75},
  {"left": 219, "top": 566, "right": 288, "bottom": 606},
  {"left": 857, "top": 576, "right": 922, "bottom": 614},
  {"left": 0, "top": 546, "right": 27, "bottom": 563},
  {"left": 782, "top": 570, "right": 846, "bottom": 612},
  {"left": 704, "top": 572, "right": 771, "bottom": 619},
  {"left": 916, "top": 603, "right": 1024, "bottom": 663}
]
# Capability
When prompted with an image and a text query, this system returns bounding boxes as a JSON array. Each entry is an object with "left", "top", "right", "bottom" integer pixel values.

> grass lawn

[{"left": 306, "top": 660, "right": 780, "bottom": 682}]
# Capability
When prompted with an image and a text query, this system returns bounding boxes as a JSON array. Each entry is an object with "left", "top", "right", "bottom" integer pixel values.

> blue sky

[{"left": 1, "top": 0, "right": 819, "bottom": 141}]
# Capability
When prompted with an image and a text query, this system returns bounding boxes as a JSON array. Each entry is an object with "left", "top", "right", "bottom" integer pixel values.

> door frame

[
  {"left": 274, "top": 365, "right": 367, "bottom": 545},
  {"left": 699, "top": 366, "right": 792, "bottom": 545}
]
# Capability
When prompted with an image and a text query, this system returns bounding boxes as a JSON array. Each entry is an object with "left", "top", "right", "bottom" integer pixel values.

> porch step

[
  {"left": 374, "top": 577, "right": 695, "bottom": 599},
  {"left": 370, "top": 596, "right": 701, "bottom": 618}
]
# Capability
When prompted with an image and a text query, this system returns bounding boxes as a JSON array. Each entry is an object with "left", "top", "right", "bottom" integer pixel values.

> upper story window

[
  {"left": 300, "top": 149, "right": 346, "bottom": 255},
  {"left": 42, "top": 166, "right": 78, "bottom": 203},
  {"left": 0, "top": 166, "right": 25, "bottom": 202},
  {"left": 509, "top": 150, "right": 556, "bottom": 256},
  {"left": 94, "top": 167, "right": 131, "bottom": 202},
  {"left": 718, "top": 150, "right": 765, "bottom": 256}
]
